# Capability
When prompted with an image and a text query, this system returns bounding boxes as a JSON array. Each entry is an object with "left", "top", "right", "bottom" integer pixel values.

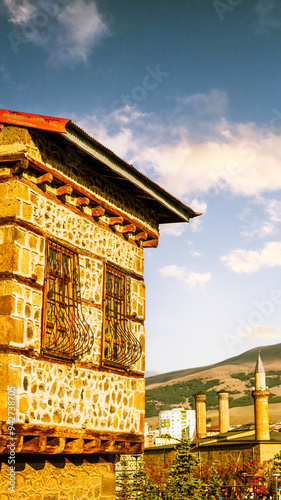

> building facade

[
  {"left": 0, "top": 109, "right": 198, "bottom": 499},
  {"left": 159, "top": 408, "right": 196, "bottom": 440}
]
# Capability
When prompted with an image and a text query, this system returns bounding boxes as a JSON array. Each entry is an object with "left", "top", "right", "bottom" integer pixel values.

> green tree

[
  {"left": 131, "top": 458, "right": 158, "bottom": 499},
  {"left": 208, "top": 465, "right": 222, "bottom": 498},
  {"left": 166, "top": 439, "right": 206, "bottom": 499},
  {"left": 116, "top": 456, "right": 133, "bottom": 500}
]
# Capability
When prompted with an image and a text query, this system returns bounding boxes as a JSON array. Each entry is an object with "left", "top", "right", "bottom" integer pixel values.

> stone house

[{"left": 0, "top": 109, "right": 199, "bottom": 499}]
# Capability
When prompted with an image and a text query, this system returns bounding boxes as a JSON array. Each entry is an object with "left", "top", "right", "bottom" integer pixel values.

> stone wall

[
  {"left": 0, "top": 455, "right": 116, "bottom": 500},
  {"left": 197, "top": 445, "right": 254, "bottom": 466},
  {"left": 0, "top": 351, "right": 145, "bottom": 432},
  {"left": 0, "top": 162, "right": 146, "bottom": 434}
]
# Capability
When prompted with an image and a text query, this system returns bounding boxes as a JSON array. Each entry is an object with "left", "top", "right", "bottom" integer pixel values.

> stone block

[
  {"left": 22, "top": 202, "right": 33, "bottom": 221},
  {"left": 0, "top": 183, "right": 8, "bottom": 199},
  {"left": 18, "top": 395, "right": 29, "bottom": 413},
  {"left": 139, "top": 412, "right": 145, "bottom": 433},
  {"left": 101, "top": 472, "right": 116, "bottom": 497},
  {"left": 0, "top": 391, "right": 7, "bottom": 420},
  {"left": 19, "top": 248, "right": 31, "bottom": 276},
  {"left": 134, "top": 392, "right": 145, "bottom": 411},
  {"left": 2, "top": 226, "right": 14, "bottom": 243},
  {"left": 34, "top": 264, "right": 44, "bottom": 284},
  {"left": 0, "top": 364, "right": 8, "bottom": 387},
  {"left": 0, "top": 316, "right": 24, "bottom": 344},
  {"left": 14, "top": 226, "right": 26, "bottom": 245},
  {"left": 8, "top": 181, "right": 29, "bottom": 201},
  {"left": 0, "top": 295, "right": 16, "bottom": 315},
  {"left": 0, "top": 243, "right": 15, "bottom": 273},
  {"left": 8, "top": 366, "right": 22, "bottom": 388},
  {"left": 0, "top": 197, "right": 21, "bottom": 218},
  {"left": 28, "top": 233, "right": 38, "bottom": 250}
]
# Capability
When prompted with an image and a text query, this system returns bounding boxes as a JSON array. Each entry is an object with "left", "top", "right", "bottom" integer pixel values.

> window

[
  {"left": 42, "top": 240, "right": 93, "bottom": 359},
  {"left": 103, "top": 265, "right": 142, "bottom": 369}
]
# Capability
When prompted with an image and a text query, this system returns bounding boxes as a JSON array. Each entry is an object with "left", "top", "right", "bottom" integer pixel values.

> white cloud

[
  {"left": 81, "top": 109, "right": 281, "bottom": 202},
  {"left": 159, "top": 265, "right": 211, "bottom": 289},
  {"left": 176, "top": 89, "right": 228, "bottom": 118},
  {"left": 236, "top": 325, "right": 281, "bottom": 340},
  {"left": 190, "top": 250, "right": 202, "bottom": 258},
  {"left": 221, "top": 241, "right": 281, "bottom": 274},
  {"left": 54, "top": 1, "right": 108, "bottom": 64},
  {"left": 3, "top": 0, "right": 108, "bottom": 65},
  {"left": 240, "top": 221, "right": 276, "bottom": 239},
  {"left": 160, "top": 223, "right": 186, "bottom": 237},
  {"left": 253, "top": 0, "right": 281, "bottom": 33},
  {"left": 3, "top": 0, "right": 35, "bottom": 24},
  {"left": 263, "top": 198, "right": 281, "bottom": 223}
]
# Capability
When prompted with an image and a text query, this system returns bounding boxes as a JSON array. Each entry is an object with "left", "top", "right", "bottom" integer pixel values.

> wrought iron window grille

[
  {"left": 42, "top": 240, "right": 94, "bottom": 359},
  {"left": 103, "top": 266, "right": 142, "bottom": 369}
]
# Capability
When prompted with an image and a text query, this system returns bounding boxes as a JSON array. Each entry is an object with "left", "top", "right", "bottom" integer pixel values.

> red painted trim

[{"left": 0, "top": 109, "right": 69, "bottom": 132}]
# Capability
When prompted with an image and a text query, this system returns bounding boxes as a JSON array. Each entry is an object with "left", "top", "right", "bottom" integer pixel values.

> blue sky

[{"left": 1, "top": 0, "right": 281, "bottom": 375}]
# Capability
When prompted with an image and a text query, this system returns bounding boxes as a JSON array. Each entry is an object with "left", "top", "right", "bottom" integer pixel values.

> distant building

[
  {"left": 145, "top": 353, "right": 281, "bottom": 470},
  {"left": 191, "top": 351, "right": 281, "bottom": 465},
  {"left": 159, "top": 408, "right": 196, "bottom": 440}
]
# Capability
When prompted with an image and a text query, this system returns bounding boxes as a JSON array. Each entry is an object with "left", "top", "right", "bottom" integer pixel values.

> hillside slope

[
  {"left": 145, "top": 343, "right": 281, "bottom": 387},
  {"left": 145, "top": 343, "right": 281, "bottom": 419}
]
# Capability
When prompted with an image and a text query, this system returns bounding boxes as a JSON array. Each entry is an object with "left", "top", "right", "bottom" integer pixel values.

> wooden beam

[
  {"left": 83, "top": 438, "right": 100, "bottom": 454},
  {"left": 36, "top": 173, "right": 53, "bottom": 185},
  {"left": 135, "top": 231, "right": 148, "bottom": 241},
  {"left": 23, "top": 155, "right": 160, "bottom": 241},
  {"left": 142, "top": 239, "right": 158, "bottom": 248},
  {"left": 44, "top": 437, "right": 66, "bottom": 454},
  {"left": 21, "top": 436, "right": 46, "bottom": 453},
  {"left": 56, "top": 185, "right": 73, "bottom": 197},
  {"left": 11, "top": 158, "right": 29, "bottom": 174},
  {"left": 100, "top": 439, "right": 115, "bottom": 453},
  {"left": 92, "top": 205, "right": 105, "bottom": 217},
  {"left": 108, "top": 216, "right": 123, "bottom": 226},
  {"left": 76, "top": 197, "right": 90, "bottom": 208},
  {"left": 122, "top": 224, "right": 136, "bottom": 234},
  {"left": 0, "top": 436, "right": 7, "bottom": 453},
  {"left": 63, "top": 438, "right": 84, "bottom": 454},
  {"left": 15, "top": 435, "right": 24, "bottom": 453},
  {"left": 128, "top": 442, "right": 144, "bottom": 455},
  {"left": 115, "top": 441, "right": 130, "bottom": 454}
]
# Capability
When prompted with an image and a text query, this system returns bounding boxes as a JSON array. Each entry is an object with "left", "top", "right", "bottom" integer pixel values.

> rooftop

[{"left": 0, "top": 108, "right": 201, "bottom": 225}]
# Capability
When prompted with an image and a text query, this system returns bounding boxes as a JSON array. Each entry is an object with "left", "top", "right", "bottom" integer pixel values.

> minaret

[
  {"left": 217, "top": 390, "right": 230, "bottom": 434},
  {"left": 194, "top": 391, "right": 207, "bottom": 439},
  {"left": 252, "top": 350, "right": 270, "bottom": 441}
]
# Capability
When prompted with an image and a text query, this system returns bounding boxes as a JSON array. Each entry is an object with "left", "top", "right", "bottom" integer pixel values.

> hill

[{"left": 145, "top": 343, "right": 281, "bottom": 420}]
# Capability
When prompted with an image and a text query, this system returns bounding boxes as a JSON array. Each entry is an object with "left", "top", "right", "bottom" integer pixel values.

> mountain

[
  {"left": 145, "top": 343, "right": 281, "bottom": 386},
  {"left": 145, "top": 343, "right": 281, "bottom": 422}
]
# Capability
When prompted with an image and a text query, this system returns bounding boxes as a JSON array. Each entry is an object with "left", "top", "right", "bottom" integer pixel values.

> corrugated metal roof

[{"left": 0, "top": 108, "right": 201, "bottom": 224}]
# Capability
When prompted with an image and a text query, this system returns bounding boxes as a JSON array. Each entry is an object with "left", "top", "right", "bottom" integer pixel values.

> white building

[{"left": 159, "top": 408, "right": 196, "bottom": 440}]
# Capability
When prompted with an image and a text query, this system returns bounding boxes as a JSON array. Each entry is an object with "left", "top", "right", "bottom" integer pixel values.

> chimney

[
  {"left": 252, "top": 350, "right": 270, "bottom": 441},
  {"left": 194, "top": 392, "right": 207, "bottom": 439},
  {"left": 217, "top": 390, "right": 229, "bottom": 434}
]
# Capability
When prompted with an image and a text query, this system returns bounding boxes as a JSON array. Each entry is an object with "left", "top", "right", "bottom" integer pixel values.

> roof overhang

[{"left": 0, "top": 108, "right": 201, "bottom": 224}]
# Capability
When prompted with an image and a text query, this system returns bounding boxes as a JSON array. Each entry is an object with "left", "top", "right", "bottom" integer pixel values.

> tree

[
  {"left": 166, "top": 439, "right": 206, "bottom": 499},
  {"left": 208, "top": 465, "right": 222, "bottom": 498},
  {"left": 131, "top": 458, "right": 158, "bottom": 499},
  {"left": 116, "top": 456, "right": 133, "bottom": 500}
]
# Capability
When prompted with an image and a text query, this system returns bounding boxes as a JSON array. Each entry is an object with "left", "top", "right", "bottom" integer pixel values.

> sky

[{"left": 1, "top": 0, "right": 281, "bottom": 376}]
